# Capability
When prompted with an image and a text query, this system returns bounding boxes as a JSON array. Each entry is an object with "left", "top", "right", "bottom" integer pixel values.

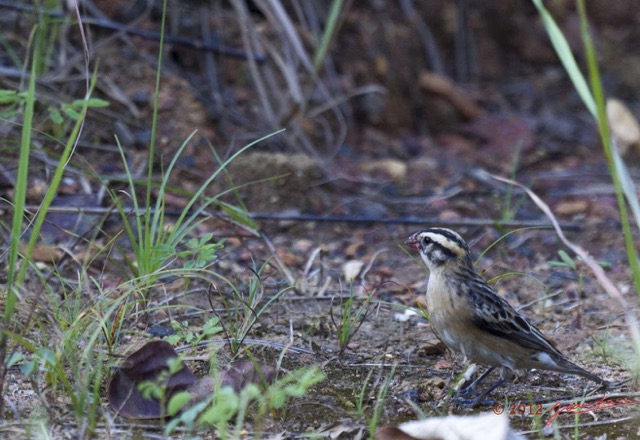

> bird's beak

[{"left": 405, "top": 233, "right": 419, "bottom": 250}]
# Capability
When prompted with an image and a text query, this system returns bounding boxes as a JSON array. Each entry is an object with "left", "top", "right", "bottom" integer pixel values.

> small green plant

[
  {"left": 548, "top": 249, "right": 579, "bottom": 271},
  {"left": 165, "top": 364, "right": 325, "bottom": 438},
  {"left": 214, "top": 260, "right": 290, "bottom": 354},
  {"left": 138, "top": 356, "right": 186, "bottom": 416},
  {"left": 330, "top": 285, "right": 373, "bottom": 354},
  {"left": 109, "top": 127, "right": 278, "bottom": 304},
  {"left": 0, "top": 88, "right": 109, "bottom": 137},
  {"left": 0, "top": 15, "right": 106, "bottom": 431},
  {"left": 178, "top": 233, "right": 225, "bottom": 269},
  {"left": 353, "top": 367, "right": 376, "bottom": 418},
  {"left": 368, "top": 365, "right": 396, "bottom": 437},
  {"left": 166, "top": 316, "right": 224, "bottom": 346},
  {"left": 548, "top": 250, "right": 612, "bottom": 300},
  {"left": 15, "top": 282, "right": 113, "bottom": 435},
  {"left": 591, "top": 328, "right": 612, "bottom": 365}
]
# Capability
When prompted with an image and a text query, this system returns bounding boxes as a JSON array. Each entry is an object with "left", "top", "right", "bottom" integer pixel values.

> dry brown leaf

[{"left": 607, "top": 98, "right": 640, "bottom": 155}]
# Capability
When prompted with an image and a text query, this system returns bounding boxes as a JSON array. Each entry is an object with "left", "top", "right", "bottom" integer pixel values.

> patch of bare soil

[{"left": 2, "top": 1, "right": 640, "bottom": 438}]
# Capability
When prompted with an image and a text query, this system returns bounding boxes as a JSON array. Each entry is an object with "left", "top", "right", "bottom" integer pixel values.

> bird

[{"left": 405, "top": 227, "right": 610, "bottom": 404}]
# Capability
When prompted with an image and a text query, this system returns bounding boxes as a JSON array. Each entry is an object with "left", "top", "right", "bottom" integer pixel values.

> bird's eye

[{"left": 421, "top": 237, "right": 432, "bottom": 246}]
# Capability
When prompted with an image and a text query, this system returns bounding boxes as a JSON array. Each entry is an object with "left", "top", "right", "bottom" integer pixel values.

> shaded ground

[{"left": 1, "top": 0, "right": 640, "bottom": 438}]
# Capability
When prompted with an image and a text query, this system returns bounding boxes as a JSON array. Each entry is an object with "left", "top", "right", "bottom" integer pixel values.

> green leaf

[
  {"left": 6, "top": 352, "right": 23, "bottom": 369},
  {"left": 218, "top": 201, "right": 258, "bottom": 231},
  {"left": 0, "top": 89, "right": 19, "bottom": 104},
  {"left": 597, "top": 260, "right": 612, "bottom": 269},
  {"left": 198, "top": 387, "right": 239, "bottom": 424},
  {"left": 61, "top": 105, "right": 81, "bottom": 121},
  {"left": 557, "top": 250, "right": 576, "bottom": 269},
  {"left": 21, "top": 359, "right": 36, "bottom": 377},
  {"left": 48, "top": 106, "right": 64, "bottom": 125},
  {"left": 166, "top": 334, "right": 181, "bottom": 345},
  {"left": 35, "top": 347, "right": 56, "bottom": 368},
  {"left": 168, "top": 391, "right": 192, "bottom": 416},
  {"left": 547, "top": 260, "right": 569, "bottom": 268},
  {"left": 71, "top": 98, "right": 110, "bottom": 108}
]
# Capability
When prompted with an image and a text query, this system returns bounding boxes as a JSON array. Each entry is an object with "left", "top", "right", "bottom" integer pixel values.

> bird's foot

[{"left": 453, "top": 383, "right": 476, "bottom": 398}]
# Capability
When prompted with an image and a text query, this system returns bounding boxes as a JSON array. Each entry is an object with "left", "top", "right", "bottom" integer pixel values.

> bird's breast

[{"left": 425, "top": 272, "right": 517, "bottom": 369}]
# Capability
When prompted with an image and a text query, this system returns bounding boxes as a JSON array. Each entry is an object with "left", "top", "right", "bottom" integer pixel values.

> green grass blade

[
  {"left": 531, "top": 0, "right": 595, "bottom": 116},
  {"left": 4, "top": 25, "right": 39, "bottom": 320},
  {"left": 534, "top": 0, "right": 640, "bottom": 294},
  {"left": 144, "top": 0, "right": 170, "bottom": 259},
  {"left": 173, "top": 129, "right": 285, "bottom": 237},
  {"left": 576, "top": 0, "right": 640, "bottom": 293},
  {"left": 313, "top": 0, "right": 345, "bottom": 71},
  {"left": 17, "top": 75, "right": 98, "bottom": 285}
]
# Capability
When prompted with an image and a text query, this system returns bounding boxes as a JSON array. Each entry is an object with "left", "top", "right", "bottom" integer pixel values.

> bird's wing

[{"left": 470, "top": 284, "right": 564, "bottom": 356}]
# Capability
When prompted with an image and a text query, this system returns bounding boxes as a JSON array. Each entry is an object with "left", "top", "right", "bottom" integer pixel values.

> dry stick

[
  {"left": 4, "top": 203, "right": 582, "bottom": 229},
  {"left": 491, "top": 174, "right": 640, "bottom": 360},
  {"left": 249, "top": 212, "right": 581, "bottom": 229}
]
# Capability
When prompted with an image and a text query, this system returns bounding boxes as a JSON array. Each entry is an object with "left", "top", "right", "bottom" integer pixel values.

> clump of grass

[
  {"left": 166, "top": 316, "right": 224, "bottom": 347},
  {"left": 368, "top": 365, "right": 396, "bottom": 437},
  {"left": 155, "top": 354, "right": 324, "bottom": 438},
  {"left": 330, "top": 285, "right": 374, "bottom": 354},
  {"left": 212, "top": 260, "right": 291, "bottom": 354},
  {"left": 0, "top": 14, "right": 106, "bottom": 433}
]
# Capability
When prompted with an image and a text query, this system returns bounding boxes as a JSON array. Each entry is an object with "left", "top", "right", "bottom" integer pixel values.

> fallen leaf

[
  {"left": 607, "top": 98, "right": 640, "bottom": 155},
  {"left": 107, "top": 340, "right": 197, "bottom": 419},
  {"left": 107, "top": 342, "right": 278, "bottom": 419},
  {"left": 220, "top": 360, "right": 277, "bottom": 391},
  {"left": 376, "top": 412, "right": 525, "bottom": 440},
  {"left": 28, "top": 243, "right": 64, "bottom": 263}
]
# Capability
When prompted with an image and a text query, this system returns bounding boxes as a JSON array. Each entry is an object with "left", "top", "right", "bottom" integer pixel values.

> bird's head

[{"left": 405, "top": 228, "right": 471, "bottom": 269}]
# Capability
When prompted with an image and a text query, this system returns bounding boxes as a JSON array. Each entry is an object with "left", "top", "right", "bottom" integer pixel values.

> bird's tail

[{"left": 554, "top": 356, "right": 610, "bottom": 386}]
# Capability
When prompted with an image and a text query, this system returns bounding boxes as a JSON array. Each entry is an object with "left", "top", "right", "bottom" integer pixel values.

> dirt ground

[{"left": 2, "top": 0, "right": 640, "bottom": 438}]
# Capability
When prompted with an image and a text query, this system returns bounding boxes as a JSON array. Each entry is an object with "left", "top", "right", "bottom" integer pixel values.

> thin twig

[
  {"left": 249, "top": 213, "right": 581, "bottom": 229},
  {"left": 1, "top": 203, "right": 582, "bottom": 229}
]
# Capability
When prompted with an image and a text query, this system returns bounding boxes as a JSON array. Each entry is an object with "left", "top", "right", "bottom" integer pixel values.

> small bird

[{"left": 405, "top": 227, "right": 609, "bottom": 403}]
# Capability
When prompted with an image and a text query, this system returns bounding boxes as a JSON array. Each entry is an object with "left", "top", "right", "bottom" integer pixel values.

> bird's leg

[
  {"left": 456, "top": 366, "right": 495, "bottom": 397},
  {"left": 468, "top": 377, "right": 507, "bottom": 407}
]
